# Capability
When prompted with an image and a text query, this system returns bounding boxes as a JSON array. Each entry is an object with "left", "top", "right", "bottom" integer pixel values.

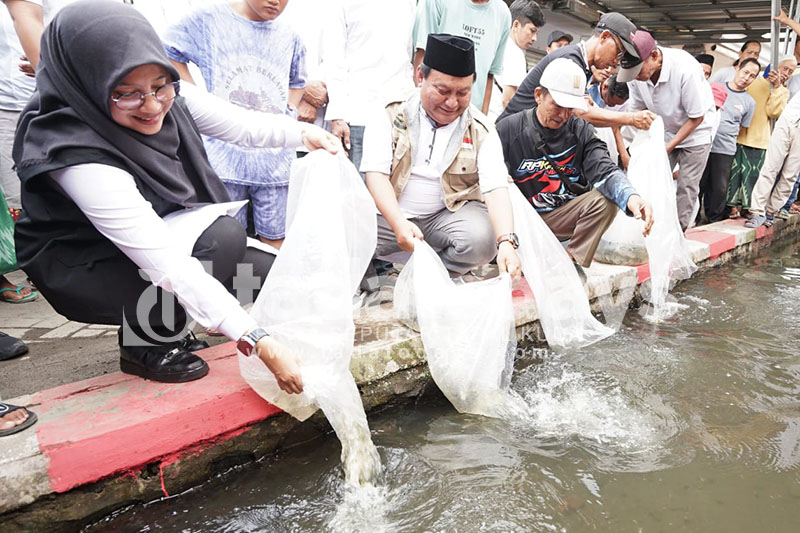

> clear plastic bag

[
  {"left": 393, "top": 240, "right": 519, "bottom": 418},
  {"left": 240, "top": 150, "right": 380, "bottom": 485},
  {"left": 593, "top": 213, "right": 648, "bottom": 265},
  {"left": 628, "top": 118, "right": 697, "bottom": 321},
  {"left": 593, "top": 118, "right": 696, "bottom": 321},
  {"left": 509, "top": 186, "right": 614, "bottom": 350}
]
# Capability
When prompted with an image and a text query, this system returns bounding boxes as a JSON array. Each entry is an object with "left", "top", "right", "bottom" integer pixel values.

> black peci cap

[
  {"left": 423, "top": 33, "right": 476, "bottom": 78},
  {"left": 695, "top": 53, "right": 715, "bottom": 68}
]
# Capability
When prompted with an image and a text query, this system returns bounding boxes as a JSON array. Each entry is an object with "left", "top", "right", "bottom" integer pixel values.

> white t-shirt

[
  {"left": 21, "top": 0, "right": 217, "bottom": 30},
  {"left": 360, "top": 101, "right": 508, "bottom": 218},
  {"left": 788, "top": 74, "right": 800, "bottom": 99},
  {"left": 0, "top": 7, "right": 35, "bottom": 110},
  {"left": 488, "top": 41, "right": 527, "bottom": 121},
  {"left": 323, "top": 0, "right": 416, "bottom": 126},
  {"left": 281, "top": 0, "right": 332, "bottom": 135},
  {"left": 20, "top": 0, "right": 123, "bottom": 25},
  {"left": 628, "top": 47, "right": 715, "bottom": 148}
]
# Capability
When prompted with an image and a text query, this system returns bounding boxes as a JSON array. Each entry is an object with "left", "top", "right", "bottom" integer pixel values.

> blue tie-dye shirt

[{"left": 164, "top": 4, "right": 306, "bottom": 186}]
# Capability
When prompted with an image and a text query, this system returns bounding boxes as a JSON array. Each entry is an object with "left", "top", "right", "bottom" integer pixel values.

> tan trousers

[
  {"left": 540, "top": 189, "right": 618, "bottom": 267},
  {"left": 749, "top": 114, "right": 800, "bottom": 217}
]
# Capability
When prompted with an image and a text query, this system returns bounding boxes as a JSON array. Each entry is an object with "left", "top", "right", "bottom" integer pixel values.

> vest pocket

[
  {"left": 392, "top": 135, "right": 410, "bottom": 162},
  {"left": 445, "top": 152, "right": 479, "bottom": 190}
]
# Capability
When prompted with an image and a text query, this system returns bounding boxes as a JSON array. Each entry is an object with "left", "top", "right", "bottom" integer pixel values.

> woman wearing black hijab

[{"left": 12, "top": 1, "right": 339, "bottom": 392}]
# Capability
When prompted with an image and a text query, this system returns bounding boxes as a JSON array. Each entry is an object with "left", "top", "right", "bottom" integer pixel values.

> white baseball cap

[{"left": 539, "top": 58, "right": 588, "bottom": 111}]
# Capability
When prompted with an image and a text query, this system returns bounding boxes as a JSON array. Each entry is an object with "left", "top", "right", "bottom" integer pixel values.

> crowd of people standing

[{"left": 1, "top": 0, "right": 798, "bottom": 438}]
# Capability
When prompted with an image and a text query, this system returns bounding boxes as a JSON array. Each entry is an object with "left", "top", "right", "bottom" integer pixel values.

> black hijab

[{"left": 12, "top": 0, "right": 229, "bottom": 213}]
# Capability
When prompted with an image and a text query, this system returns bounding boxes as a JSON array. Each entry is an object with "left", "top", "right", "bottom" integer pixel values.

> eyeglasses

[
  {"left": 111, "top": 81, "right": 180, "bottom": 110},
  {"left": 611, "top": 35, "right": 625, "bottom": 61}
]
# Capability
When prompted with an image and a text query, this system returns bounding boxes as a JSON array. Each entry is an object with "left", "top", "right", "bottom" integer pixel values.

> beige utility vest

[{"left": 385, "top": 99, "right": 490, "bottom": 211}]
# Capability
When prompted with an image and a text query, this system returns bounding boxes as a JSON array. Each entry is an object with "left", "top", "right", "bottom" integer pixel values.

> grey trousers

[
  {"left": 669, "top": 143, "right": 712, "bottom": 231},
  {"left": 376, "top": 200, "right": 496, "bottom": 275}
]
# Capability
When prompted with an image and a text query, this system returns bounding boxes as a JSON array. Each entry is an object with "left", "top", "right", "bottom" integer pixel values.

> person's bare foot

[
  {"left": 0, "top": 276, "right": 35, "bottom": 302},
  {"left": 728, "top": 207, "right": 741, "bottom": 219},
  {"left": 0, "top": 408, "right": 29, "bottom": 431}
]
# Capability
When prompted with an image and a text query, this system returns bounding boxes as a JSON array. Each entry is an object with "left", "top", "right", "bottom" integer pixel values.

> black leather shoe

[
  {"left": 119, "top": 343, "right": 209, "bottom": 383},
  {"left": 0, "top": 331, "right": 28, "bottom": 361},
  {"left": 181, "top": 331, "right": 209, "bottom": 352}
]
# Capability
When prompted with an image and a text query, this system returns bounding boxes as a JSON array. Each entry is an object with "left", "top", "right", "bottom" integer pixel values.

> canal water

[{"left": 88, "top": 240, "right": 800, "bottom": 532}]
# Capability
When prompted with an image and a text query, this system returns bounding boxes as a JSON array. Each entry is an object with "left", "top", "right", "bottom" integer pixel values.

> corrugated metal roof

[{"left": 544, "top": 0, "right": 784, "bottom": 47}]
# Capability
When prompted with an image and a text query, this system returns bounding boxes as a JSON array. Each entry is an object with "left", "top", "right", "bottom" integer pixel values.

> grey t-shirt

[{"left": 711, "top": 84, "right": 755, "bottom": 155}]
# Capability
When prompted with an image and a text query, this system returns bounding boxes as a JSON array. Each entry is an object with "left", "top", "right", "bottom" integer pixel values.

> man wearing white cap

[{"left": 497, "top": 58, "right": 653, "bottom": 269}]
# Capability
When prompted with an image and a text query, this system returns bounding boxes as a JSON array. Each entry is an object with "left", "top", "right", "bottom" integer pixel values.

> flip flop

[
  {"left": 0, "top": 403, "right": 38, "bottom": 437},
  {"left": 744, "top": 214, "right": 766, "bottom": 228},
  {"left": 0, "top": 286, "right": 38, "bottom": 304}
]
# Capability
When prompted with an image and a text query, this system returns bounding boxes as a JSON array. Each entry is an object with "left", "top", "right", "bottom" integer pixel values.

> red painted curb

[
  {"left": 511, "top": 276, "right": 535, "bottom": 307},
  {"left": 636, "top": 263, "right": 651, "bottom": 284},
  {"left": 34, "top": 346, "right": 281, "bottom": 493},
  {"left": 685, "top": 228, "right": 736, "bottom": 259}
]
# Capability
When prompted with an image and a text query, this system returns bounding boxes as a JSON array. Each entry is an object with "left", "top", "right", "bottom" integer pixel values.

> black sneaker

[
  {"left": 0, "top": 331, "right": 28, "bottom": 361},
  {"left": 119, "top": 342, "right": 209, "bottom": 383}
]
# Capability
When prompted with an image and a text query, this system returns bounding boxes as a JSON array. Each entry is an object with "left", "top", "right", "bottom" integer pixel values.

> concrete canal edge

[{"left": 2, "top": 216, "right": 799, "bottom": 531}]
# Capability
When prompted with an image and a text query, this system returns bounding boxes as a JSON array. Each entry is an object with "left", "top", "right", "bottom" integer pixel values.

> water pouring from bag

[{"left": 241, "top": 151, "right": 382, "bottom": 486}]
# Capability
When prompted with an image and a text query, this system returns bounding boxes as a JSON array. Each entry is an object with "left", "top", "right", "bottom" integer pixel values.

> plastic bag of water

[
  {"left": 596, "top": 117, "right": 696, "bottom": 320},
  {"left": 509, "top": 185, "right": 613, "bottom": 350},
  {"left": 628, "top": 117, "right": 697, "bottom": 320},
  {"left": 240, "top": 151, "right": 381, "bottom": 485},
  {"left": 394, "top": 240, "right": 519, "bottom": 418}
]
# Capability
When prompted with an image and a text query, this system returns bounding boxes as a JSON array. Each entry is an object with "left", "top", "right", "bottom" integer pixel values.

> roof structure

[
  {"left": 547, "top": 0, "right": 781, "bottom": 45},
  {"left": 531, "top": 0, "right": 792, "bottom": 67}
]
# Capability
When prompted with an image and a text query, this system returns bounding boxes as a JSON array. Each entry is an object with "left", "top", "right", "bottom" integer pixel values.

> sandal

[
  {"left": 0, "top": 285, "right": 38, "bottom": 304},
  {"left": 0, "top": 403, "right": 38, "bottom": 437},
  {"left": 764, "top": 214, "right": 775, "bottom": 227},
  {"left": 790, "top": 203, "right": 800, "bottom": 214},
  {"left": 776, "top": 208, "right": 791, "bottom": 220},
  {"left": 744, "top": 214, "right": 766, "bottom": 228},
  {"left": 728, "top": 207, "right": 741, "bottom": 219}
]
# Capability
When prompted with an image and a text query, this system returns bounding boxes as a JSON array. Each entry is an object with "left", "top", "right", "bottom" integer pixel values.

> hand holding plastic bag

[
  {"left": 627, "top": 117, "right": 697, "bottom": 321},
  {"left": 240, "top": 151, "right": 380, "bottom": 485},
  {"left": 394, "top": 240, "right": 520, "bottom": 418},
  {"left": 509, "top": 186, "right": 614, "bottom": 350}
]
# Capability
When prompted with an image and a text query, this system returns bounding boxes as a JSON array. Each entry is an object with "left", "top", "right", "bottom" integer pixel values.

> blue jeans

[{"left": 782, "top": 171, "right": 800, "bottom": 211}]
